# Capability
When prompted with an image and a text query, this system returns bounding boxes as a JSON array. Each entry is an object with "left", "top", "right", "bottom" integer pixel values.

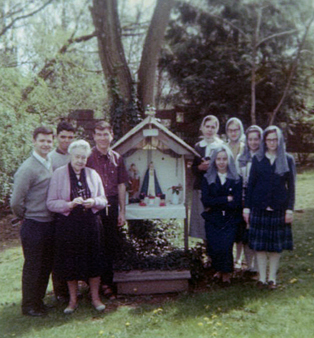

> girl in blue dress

[{"left": 201, "top": 145, "right": 242, "bottom": 284}]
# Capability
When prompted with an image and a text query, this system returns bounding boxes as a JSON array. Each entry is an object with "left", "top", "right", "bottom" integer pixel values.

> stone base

[{"left": 113, "top": 270, "right": 191, "bottom": 295}]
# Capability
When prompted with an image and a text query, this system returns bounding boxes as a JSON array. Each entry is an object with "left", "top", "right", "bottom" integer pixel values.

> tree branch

[
  {"left": 208, "top": 13, "right": 250, "bottom": 41},
  {"left": 22, "top": 32, "right": 97, "bottom": 100},
  {"left": 268, "top": 15, "right": 314, "bottom": 125},
  {"left": 256, "top": 29, "right": 298, "bottom": 48},
  {"left": 0, "top": 0, "right": 55, "bottom": 38}
]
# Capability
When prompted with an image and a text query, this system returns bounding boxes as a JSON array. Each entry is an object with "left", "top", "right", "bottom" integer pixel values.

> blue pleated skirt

[{"left": 249, "top": 209, "right": 293, "bottom": 252}]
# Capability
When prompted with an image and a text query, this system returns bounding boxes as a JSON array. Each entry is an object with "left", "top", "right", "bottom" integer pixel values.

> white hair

[{"left": 68, "top": 139, "right": 91, "bottom": 156}]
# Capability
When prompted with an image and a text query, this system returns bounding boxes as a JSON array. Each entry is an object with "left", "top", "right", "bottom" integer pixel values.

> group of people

[
  {"left": 10, "top": 115, "right": 296, "bottom": 316},
  {"left": 11, "top": 121, "right": 128, "bottom": 316},
  {"left": 190, "top": 116, "right": 296, "bottom": 288}
]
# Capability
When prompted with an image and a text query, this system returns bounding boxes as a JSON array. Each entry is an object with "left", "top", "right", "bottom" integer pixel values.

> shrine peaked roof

[{"left": 112, "top": 115, "right": 200, "bottom": 158}]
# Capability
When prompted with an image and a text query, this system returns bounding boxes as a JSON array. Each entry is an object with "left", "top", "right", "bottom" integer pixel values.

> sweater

[
  {"left": 245, "top": 153, "right": 295, "bottom": 211},
  {"left": 49, "top": 148, "right": 71, "bottom": 171},
  {"left": 47, "top": 165, "right": 107, "bottom": 216},
  {"left": 11, "top": 155, "right": 53, "bottom": 222}
]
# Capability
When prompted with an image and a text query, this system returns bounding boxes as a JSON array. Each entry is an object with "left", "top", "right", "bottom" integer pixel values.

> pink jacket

[{"left": 47, "top": 165, "right": 107, "bottom": 216}]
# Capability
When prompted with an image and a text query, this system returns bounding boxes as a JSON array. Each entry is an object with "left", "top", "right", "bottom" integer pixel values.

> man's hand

[{"left": 118, "top": 212, "right": 125, "bottom": 227}]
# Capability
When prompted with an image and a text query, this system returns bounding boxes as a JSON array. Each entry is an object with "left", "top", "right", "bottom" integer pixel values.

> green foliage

[
  {"left": 115, "top": 220, "right": 204, "bottom": 283},
  {"left": 160, "top": 0, "right": 314, "bottom": 127}
]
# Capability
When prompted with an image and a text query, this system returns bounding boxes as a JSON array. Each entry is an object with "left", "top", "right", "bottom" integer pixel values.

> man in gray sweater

[{"left": 11, "top": 126, "right": 54, "bottom": 317}]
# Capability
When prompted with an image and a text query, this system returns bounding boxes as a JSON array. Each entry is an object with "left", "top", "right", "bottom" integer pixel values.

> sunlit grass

[{"left": 1, "top": 170, "right": 314, "bottom": 338}]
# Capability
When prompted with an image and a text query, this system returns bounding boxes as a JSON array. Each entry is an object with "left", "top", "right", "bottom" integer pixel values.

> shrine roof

[{"left": 112, "top": 115, "right": 200, "bottom": 158}]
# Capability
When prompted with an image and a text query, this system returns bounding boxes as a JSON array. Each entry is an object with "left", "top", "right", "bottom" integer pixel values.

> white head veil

[
  {"left": 204, "top": 144, "right": 240, "bottom": 185},
  {"left": 238, "top": 125, "right": 263, "bottom": 168},
  {"left": 255, "top": 125, "right": 290, "bottom": 176},
  {"left": 225, "top": 117, "right": 245, "bottom": 143},
  {"left": 199, "top": 115, "right": 220, "bottom": 139}
]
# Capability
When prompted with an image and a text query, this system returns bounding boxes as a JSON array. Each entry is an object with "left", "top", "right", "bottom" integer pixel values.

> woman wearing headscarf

[
  {"left": 201, "top": 145, "right": 242, "bottom": 284},
  {"left": 244, "top": 126, "right": 296, "bottom": 289},
  {"left": 225, "top": 117, "right": 246, "bottom": 269},
  {"left": 190, "top": 115, "right": 224, "bottom": 241},
  {"left": 237, "top": 125, "right": 263, "bottom": 277},
  {"left": 47, "top": 140, "right": 107, "bottom": 313}
]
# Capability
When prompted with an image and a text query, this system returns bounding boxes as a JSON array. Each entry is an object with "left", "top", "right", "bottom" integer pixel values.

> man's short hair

[
  {"left": 57, "top": 121, "right": 76, "bottom": 135},
  {"left": 33, "top": 126, "right": 53, "bottom": 140},
  {"left": 93, "top": 121, "right": 113, "bottom": 134}
]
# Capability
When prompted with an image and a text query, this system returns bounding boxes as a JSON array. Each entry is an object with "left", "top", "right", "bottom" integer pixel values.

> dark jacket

[
  {"left": 191, "top": 142, "right": 206, "bottom": 190},
  {"left": 201, "top": 175, "right": 243, "bottom": 226},
  {"left": 245, "top": 153, "right": 295, "bottom": 211}
]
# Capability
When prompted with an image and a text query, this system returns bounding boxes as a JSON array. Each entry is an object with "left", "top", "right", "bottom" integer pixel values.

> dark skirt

[
  {"left": 203, "top": 213, "right": 237, "bottom": 273},
  {"left": 249, "top": 209, "right": 293, "bottom": 252},
  {"left": 53, "top": 207, "right": 103, "bottom": 281}
]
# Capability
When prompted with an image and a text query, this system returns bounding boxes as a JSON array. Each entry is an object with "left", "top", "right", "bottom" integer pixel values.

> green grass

[{"left": 1, "top": 170, "right": 314, "bottom": 338}]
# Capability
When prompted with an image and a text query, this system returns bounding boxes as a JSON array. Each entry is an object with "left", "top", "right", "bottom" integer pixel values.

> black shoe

[
  {"left": 22, "top": 308, "right": 46, "bottom": 317},
  {"left": 39, "top": 303, "right": 55, "bottom": 312},
  {"left": 256, "top": 281, "right": 266, "bottom": 290}
]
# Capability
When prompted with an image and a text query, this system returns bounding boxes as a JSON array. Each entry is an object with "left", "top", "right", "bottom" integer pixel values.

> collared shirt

[
  {"left": 86, "top": 147, "right": 128, "bottom": 197},
  {"left": 266, "top": 151, "right": 277, "bottom": 165},
  {"left": 33, "top": 151, "right": 52, "bottom": 170},
  {"left": 218, "top": 172, "right": 227, "bottom": 185}
]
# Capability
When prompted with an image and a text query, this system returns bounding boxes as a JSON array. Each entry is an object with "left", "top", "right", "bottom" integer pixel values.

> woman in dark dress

[
  {"left": 190, "top": 115, "right": 223, "bottom": 240},
  {"left": 244, "top": 126, "right": 296, "bottom": 289},
  {"left": 201, "top": 145, "right": 242, "bottom": 284},
  {"left": 47, "top": 140, "right": 107, "bottom": 313}
]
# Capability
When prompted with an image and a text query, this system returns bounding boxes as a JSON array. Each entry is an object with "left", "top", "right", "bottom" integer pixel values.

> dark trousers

[
  {"left": 99, "top": 196, "right": 120, "bottom": 288},
  {"left": 20, "top": 219, "right": 54, "bottom": 311},
  {"left": 52, "top": 272, "right": 69, "bottom": 299}
]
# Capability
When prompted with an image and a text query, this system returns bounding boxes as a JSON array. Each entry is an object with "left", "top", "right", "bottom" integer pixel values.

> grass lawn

[{"left": 1, "top": 169, "right": 314, "bottom": 338}]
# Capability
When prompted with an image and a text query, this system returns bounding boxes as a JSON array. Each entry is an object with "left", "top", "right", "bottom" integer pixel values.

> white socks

[
  {"left": 268, "top": 252, "right": 281, "bottom": 284},
  {"left": 256, "top": 251, "right": 281, "bottom": 284},
  {"left": 256, "top": 252, "right": 267, "bottom": 283}
]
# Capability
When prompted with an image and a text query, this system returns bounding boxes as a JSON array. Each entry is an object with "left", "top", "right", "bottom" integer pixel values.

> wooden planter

[{"left": 113, "top": 270, "right": 191, "bottom": 295}]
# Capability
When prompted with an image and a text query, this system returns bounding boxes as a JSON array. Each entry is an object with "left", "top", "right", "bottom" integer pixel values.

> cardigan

[
  {"left": 245, "top": 153, "right": 295, "bottom": 211},
  {"left": 11, "top": 154, "right": 53, "bottom": 222},
  {"left": 47, "top": 165, "right": 107, "bottom": 216}
]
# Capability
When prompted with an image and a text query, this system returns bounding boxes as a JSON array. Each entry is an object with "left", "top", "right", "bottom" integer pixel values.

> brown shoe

[{"left": 268, "top": 281, "right": 277, "bottom": 290}]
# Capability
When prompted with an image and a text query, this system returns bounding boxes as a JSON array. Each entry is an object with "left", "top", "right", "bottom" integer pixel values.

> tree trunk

[
  {"left": 90, "top": 0, "right": 133, "bottom": 104},
  {"left": 137, "top": 0, "right": 174, "bottom": 113},
  {"left": 250, "top": 6, "right": 262, "bottom": 125}
]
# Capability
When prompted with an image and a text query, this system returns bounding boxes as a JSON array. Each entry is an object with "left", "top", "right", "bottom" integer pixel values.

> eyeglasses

[
  {"left": 265, "top": 138, "right": 278, "bottom": 143},
  {"left": 227, "top": 128, "right": 240, "bottom": 133}
]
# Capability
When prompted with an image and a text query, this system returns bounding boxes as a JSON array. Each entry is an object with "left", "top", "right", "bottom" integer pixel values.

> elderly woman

[
  {"left": 201, "top": 145, "right": 242, "bottom": 284},
  {"left": 47, "top": 140, "right": 107, "bottom": 313},
  {"left": 244, "top": 126, "right": 296, "bottom": 289}
]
